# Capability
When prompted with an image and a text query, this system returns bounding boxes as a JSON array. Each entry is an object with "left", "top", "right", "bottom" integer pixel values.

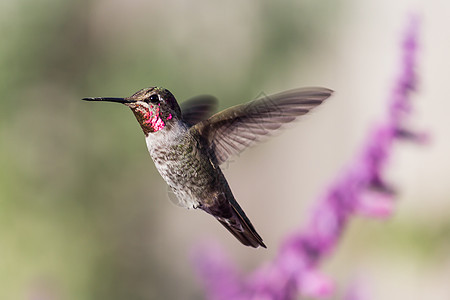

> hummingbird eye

[{"left": 148, "top": 94, "right": 160, "bottom": 104}]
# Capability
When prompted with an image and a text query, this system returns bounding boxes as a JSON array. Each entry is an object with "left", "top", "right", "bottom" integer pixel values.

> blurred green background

[{"left": 0, "top": 0, "right": 449, "bottom": 299}]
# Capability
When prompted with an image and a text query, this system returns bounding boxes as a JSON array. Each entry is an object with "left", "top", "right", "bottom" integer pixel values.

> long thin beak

[{"left": 82, "top": 97, "right": 135, "bottom": 104}]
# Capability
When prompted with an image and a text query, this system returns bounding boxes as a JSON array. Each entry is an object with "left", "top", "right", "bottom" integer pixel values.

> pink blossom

[{"left": 193, "top": 16, "right": 422, "bottom": 300}]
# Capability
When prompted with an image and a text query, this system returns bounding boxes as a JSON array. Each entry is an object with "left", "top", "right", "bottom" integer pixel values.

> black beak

[{"left": 82, "top": 97, "right": 135, "bottom": 104}]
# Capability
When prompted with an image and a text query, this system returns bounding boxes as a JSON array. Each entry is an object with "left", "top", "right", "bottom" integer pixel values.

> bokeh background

[{"left": 0, "top": 0, "right": 449, "bottom": 299}]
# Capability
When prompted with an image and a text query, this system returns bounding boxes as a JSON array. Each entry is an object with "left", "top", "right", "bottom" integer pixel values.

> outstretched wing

[
  {"left": 180, "top": 95, "right": 218, "bottom": 126},
  {"left": 193, "top": 87, "right": 333, "bottom": 165}
]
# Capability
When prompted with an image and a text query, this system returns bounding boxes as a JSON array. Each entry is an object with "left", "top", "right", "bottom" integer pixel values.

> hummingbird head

[
  {"left": 83, "top": 87, "right": 181, "bottom": 135},
  {"left": 125, "top": 87, "right": 182, "bottom": 135}
]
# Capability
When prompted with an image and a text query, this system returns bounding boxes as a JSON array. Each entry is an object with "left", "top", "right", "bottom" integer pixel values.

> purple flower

[{"left": 193, "top": 16, "right": 423, "bottom": 300}]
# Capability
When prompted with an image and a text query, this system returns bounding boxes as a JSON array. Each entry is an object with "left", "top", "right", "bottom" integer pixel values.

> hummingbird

[{"left": 83, "top": 86, "right": 333, "bottom": 248}]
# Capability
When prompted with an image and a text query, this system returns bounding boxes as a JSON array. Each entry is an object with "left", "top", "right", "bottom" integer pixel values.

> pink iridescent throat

[{"left": 141, "top": 105, "right": 172, "bottom": 132}]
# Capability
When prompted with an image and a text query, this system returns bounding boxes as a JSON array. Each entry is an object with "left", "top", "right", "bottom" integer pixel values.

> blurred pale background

[{"left": 0, "top": 0, "right": 448, "bottom": 299}]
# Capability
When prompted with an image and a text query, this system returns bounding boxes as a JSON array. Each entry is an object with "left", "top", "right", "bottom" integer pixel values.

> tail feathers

[{"left": 217, "top": 204, "right": 266, "bottom": 248}]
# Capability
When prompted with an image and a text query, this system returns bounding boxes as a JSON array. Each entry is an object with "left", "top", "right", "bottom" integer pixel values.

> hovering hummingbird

[{"left": 83, "top": 86, "right": 332, "bottom": 248}]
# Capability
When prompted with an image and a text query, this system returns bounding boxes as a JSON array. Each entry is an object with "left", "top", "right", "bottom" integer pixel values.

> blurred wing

[
  {"left": 193, "top": 87, "right": 333, "bottom": 165},
  {"left": 180, "top": 95, "right": 218, "bottom": 126}
]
